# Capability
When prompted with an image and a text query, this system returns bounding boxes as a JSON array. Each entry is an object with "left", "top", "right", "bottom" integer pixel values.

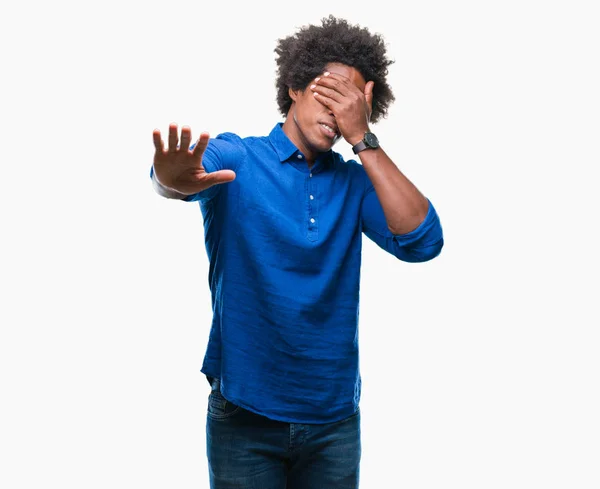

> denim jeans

[{"left": 206, "top": 377, "right": 361, "bottom": 489}]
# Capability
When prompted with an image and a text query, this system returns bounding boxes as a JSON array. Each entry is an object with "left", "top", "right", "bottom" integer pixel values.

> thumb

[
  {"left": 202, "top": 169, "right": 236, "bottom": 187},
  {"left": 364, "top": 81, "right": 375, "bottom": 119}
]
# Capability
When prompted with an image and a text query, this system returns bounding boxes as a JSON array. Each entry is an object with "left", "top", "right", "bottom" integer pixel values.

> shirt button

[
  {"left": 297, "top": 154, "right": 303, "bottom": 159},
  {"left": 309, "top": 173, "right": 313, "bottom": 178},
  {"left": 310, "top": 218, "right": 315, "bottom": 224},
  {"left": 309, "top": 195, "right": 314, "bottom": 200}
]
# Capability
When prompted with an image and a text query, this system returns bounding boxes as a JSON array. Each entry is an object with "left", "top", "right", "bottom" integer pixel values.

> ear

[
  {"left": 288, "top": 87, "right": 299, "bottom": 102},
  {"left": 364, "top": 81, "right": 375, "bottom": 119}
]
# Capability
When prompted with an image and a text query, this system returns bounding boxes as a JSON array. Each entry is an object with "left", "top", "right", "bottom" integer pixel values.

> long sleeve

[{"left": 360, "top": 182, "right": 444, "bottom": 262}]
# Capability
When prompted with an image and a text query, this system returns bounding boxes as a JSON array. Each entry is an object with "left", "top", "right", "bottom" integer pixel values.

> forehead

[{"left": 324, "top": 62, "right": 366, "bottom": 91}]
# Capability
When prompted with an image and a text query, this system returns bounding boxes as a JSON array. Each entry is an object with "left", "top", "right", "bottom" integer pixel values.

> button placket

[{"left": 306, "top": 174, "right": 318, "bottom": 242}]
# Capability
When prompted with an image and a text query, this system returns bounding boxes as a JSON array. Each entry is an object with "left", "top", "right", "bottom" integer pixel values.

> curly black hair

[{"left": 274, "top": 15, "right": 395, "bottom": 123}]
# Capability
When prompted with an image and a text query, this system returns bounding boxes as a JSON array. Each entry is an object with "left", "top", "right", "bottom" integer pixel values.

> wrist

[
  {"left": 351, "top": 131, "right": 379, "bottom": 154},
  {"left": 152, "top": 169, "right": 189, "bottom": 199},
  {"left": 347, "top": 128, "right": 370, "bottom": 146},
  {"left": 348, "top": 135, "right": 364, "bottom": 146}
]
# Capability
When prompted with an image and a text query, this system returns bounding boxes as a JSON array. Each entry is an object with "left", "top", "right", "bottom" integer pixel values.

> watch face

[{"left": 364, "top": 132, "right": 379, "bottom": 147}]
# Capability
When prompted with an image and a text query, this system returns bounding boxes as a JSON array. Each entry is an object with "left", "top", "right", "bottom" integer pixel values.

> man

[{"left": 150, "top": 15, "right": 443, "bottom": 489}]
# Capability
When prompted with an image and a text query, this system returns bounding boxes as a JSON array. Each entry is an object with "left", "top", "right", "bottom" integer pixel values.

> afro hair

[{"left": 274, "top": 15, "right": 395, "bottom": 123}]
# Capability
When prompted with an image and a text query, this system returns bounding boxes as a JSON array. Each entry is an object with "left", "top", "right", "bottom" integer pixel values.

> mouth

[{"left": 319, "top": 122, "right": 339, "bottom": 139}]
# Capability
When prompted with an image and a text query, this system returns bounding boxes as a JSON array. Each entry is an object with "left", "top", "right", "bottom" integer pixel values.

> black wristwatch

[{"left": 352, "top": 132, "right": 379, "bottom": 154}]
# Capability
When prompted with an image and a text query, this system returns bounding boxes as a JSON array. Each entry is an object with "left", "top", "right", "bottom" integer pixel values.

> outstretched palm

[{"left": 153, "top": 124, "right": 236, "bottom": 195}]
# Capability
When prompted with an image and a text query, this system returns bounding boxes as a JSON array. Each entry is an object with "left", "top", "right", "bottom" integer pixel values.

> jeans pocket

[{"left": 207, "top": 384, "right": 242, "bottom": 420}]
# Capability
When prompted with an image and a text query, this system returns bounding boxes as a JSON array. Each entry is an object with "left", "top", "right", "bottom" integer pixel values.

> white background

[{"left": 1, "top": 0, "right": 599, "bottom": 487}]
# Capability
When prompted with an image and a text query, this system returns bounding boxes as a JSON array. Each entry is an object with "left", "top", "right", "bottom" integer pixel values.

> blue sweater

[{"left": 153, "top": 123, "right": 443, "bottom": 423}]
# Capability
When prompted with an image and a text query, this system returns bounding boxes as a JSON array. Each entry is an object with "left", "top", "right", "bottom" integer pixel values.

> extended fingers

[
  {"left": 163, "top": 123, "right": 198, "bottom": 153},
  {"left": 180, "top": 126, "right": 192, "bottom": 151},
  {"left": 192, "top": 132, "right": 210, "bottom": 158},
  {"left": 152, "top": 129, "right": 164, "bottom": 153},
  {"left": 168, "top": 123, "right": 178, "bottom": 153}
]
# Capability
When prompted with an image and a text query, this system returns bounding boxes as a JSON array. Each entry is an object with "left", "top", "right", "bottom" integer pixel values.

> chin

[
  {"left": 317, "top": 141, "right": 334, "bottom": 153},
  {"left": 323, "top": 137, "right": 342, "bottom": 151},
  {"left": 314, "top": 134, "right": 337, "bottom": 152}
]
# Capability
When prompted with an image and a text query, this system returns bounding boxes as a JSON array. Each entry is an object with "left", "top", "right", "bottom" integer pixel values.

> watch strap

[{"left": 352, "top": 140, "right": 368, "bottom": 154}]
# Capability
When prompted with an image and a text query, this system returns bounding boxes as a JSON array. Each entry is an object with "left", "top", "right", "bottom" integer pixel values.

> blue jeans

[{"left": 206, "top": 377, "right": 361, "bottom": 489}]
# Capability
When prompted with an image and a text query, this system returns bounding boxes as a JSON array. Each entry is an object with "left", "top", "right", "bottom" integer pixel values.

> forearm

[{"left": 357, "top": 146, "right": 429, "bottom": 235}]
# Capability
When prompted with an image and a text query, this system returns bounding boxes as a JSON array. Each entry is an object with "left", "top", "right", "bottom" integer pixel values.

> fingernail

[
  {"left": 315, "top": 77, "right": 321, "bottom": 82},
  {"left": 310, "top": 84, "right": 316, "bottom": 89},
  {"left": 324, "top": 72, "right": 330, "bottom": 76}
]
